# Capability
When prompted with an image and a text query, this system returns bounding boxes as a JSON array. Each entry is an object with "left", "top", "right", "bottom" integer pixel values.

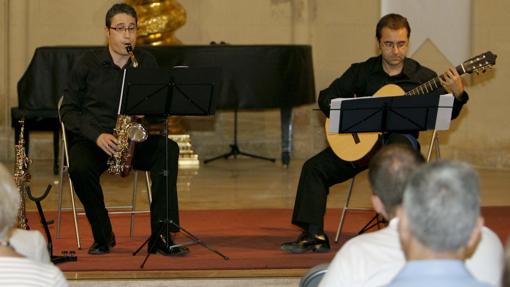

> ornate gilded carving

[{"left": 126, "top": 0, "right": 187, "bottom": 45}]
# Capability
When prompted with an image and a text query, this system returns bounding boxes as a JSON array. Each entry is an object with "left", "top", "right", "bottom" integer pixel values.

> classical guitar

[{"left": 325, "top": 51, "right": 497, "bottom": 162}]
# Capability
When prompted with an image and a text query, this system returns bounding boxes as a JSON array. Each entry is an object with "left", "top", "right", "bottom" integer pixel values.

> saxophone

[
  {"left": 14, "top": 120, "right": 31, "bottom": 230},
  {"left": 107, "top": 45, "right": 147, "bottom": 177}
]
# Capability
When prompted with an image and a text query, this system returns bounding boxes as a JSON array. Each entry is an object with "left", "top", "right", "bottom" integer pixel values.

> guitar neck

[{"left": 405, "top": 64, "right": 464, "bottom": 96}]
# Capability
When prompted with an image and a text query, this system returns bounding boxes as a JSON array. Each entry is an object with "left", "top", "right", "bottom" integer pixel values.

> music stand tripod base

[
  {"left": 204, "top": 109, "right": 276, "bottom": 164},
  {"left": 133, "top": 219, "right": 229, "bottom": 269}
]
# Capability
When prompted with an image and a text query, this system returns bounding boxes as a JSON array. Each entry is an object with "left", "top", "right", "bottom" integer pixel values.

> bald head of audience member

[
  {"left": 368, "top": 144, "right": 425, "bottom": 220},
  {"left": 398, "top": 160, "right": 484, "bottom": 261}
]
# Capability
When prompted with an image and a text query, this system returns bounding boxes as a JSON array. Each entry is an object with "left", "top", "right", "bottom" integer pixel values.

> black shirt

[
  {"left": 318, "top": 55, "right": 469, "bottom": 120},
  {"left": 61, "top": 47, "right": 158, "bottom": 143}
]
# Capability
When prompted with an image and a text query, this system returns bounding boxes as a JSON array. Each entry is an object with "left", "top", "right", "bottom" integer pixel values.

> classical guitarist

[{"left": 281, "top": 13, "right": 469, "bottom": 253}]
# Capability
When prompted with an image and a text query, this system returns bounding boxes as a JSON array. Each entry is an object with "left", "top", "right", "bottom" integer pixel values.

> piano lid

[{"left": 17, "top": 45, "right": 316, "bottom": 112}]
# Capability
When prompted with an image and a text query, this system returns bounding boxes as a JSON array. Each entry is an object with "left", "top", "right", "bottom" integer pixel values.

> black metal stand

[
  {"left": 133, "top": 118, "right": 227, "bottom": 269},
  {"left": 27, "top": 185, "right": 77, "bottom": 264},
  {"left": 204, "top": 109, "right": 276, "bottom": 163},
  {"left": 134, "top": 219, "right": 229, "bottom": 268},
  {"left": 357, "top": 214, "right": 388, "bottom": 235},
  {"left": 120, "top": 67, "right": 224, "bottom": 267}
]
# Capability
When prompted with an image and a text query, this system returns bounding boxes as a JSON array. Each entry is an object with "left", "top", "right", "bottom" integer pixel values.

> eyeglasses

[
  {"left": 381, "top": 41, "right": 408, "bottom": 49},
  {"left": 109, "top": 25, "right": 137, "bottom": 33}
]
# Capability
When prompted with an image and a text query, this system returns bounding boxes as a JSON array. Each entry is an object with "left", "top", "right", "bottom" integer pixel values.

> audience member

[
  {"left": 388, "top": 160, "right": 491, "bottom": 286},
  {"left": 11, "top": 228, "right": 51, "bottom": 263},
  {"left": 0, "top": 164, "right": 67, "bottom": 286},
  {"left": 319, "top": 146, "right": 503, "bottom": 287},
  {"left": 503, "top": 237, "right": 510, "bottom": 286}
]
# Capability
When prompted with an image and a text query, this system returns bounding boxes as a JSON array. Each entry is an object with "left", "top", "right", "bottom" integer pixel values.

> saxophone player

[{"left": 60, "top": 3, "right": 188, "bottom": 256}]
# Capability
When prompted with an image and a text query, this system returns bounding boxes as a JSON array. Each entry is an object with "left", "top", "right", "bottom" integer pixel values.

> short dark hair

[
  {"left": 376, "top": 13, "right": 411, "bottom": 41},
  {"left": 368, "top": 144, "right": 424, "bottom": 218},
  {"left": 105, "top": 3, "right": 138, "bottom": 28}
]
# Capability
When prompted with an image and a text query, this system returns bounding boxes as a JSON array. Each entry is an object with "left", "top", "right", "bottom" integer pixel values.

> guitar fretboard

[{"left": 405, "top": 65, "right": 464, "bottom": 97}]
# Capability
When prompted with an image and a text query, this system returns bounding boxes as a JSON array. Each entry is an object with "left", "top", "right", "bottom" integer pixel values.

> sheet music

[
  {"left": 328, "top": 96, "right": 373, "bottom": 133},
  {"left": 435, "top": 94, "right": 454, "bottom": 130}
]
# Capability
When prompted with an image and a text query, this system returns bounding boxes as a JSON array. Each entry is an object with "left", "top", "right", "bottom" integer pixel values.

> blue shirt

[{"left": 387, "top": 260, "right": 493, "bottom": 287}]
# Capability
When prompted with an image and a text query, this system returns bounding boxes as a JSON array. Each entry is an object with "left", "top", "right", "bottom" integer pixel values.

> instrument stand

[
  {"left": 26, "top": 185, "right": 77, "bottom": 264},
  {"left": 120, "top": 67, "right": 224, "bottom": 268},
  {"left": 357, "top": 214, "right": 387, "bottom": 235},
  {"left": 204, "top": 109, "right": 276, "bottom": 163},
  {"left": 134, "top": 218, "right": 229, "bottom": 268},
  {"left": 133, "top": 118, "right": 228, "bottom": 268}
]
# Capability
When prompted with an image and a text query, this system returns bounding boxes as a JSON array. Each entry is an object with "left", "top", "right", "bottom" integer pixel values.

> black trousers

[
  {"left": 68, "top": 134, "right": 180, "bottom": 245},
  {"left": 291, "top": 133, "right": 416, "bottom": 231}
]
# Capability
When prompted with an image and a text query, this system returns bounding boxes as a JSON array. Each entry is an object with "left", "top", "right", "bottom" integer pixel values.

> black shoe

[
  {"left": 280, "top": 232, "right": 330, "bottom": 254},
  {"left": 88, "top": 233, "right": 116, "bottom": 255},
  {"left": 148, "top": 235, "right": 189, "bottom": 256}
]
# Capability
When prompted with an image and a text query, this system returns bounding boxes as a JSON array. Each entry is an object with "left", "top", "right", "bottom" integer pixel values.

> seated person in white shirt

[
  {"left": 0, "top": 164, "right": 67, "bottom": 286},
  {"left": 319, "top": 145, "right": 503, "bottom": 287},
  {"left": 503, "top": 237, "right": 510, "bottom": 286},
  {"left": 10, "top": 228, "right": 51, "bottom": 263},
  {"left": 389, "top": 160, "right": 493, "bottom": 286}
]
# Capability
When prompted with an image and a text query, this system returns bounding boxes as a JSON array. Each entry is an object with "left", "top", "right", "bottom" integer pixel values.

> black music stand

[
  {"left": 119, "top": 67, "right": 229, "bottom": 268},
  {"left": 328, "top": 94, "right": 454, "bottom": 134},
  {"left": 329, "top": 94, "right": 454, "bottom": 236}
]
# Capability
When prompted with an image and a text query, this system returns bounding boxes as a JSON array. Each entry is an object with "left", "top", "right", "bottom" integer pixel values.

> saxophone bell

[
  {"left": 126, "top": 44, "right": 139, "bottom": 68},
  {"left": 126, "top": 121, "right": 148, "bottom": 142}
]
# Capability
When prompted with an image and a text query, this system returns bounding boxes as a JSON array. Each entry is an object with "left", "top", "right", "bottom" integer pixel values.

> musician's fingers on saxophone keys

[
  {"left": 106, "top": 141, "right": 118, "bottom": 154},
  {"left": 97, "top": 133, "right": 115, "bottom": 156},
  {"left": 103, "top": 143, "right": 113, "bottom": 156}
]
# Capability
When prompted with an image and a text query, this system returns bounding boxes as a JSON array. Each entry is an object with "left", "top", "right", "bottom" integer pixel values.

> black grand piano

[{"left": 13, "top": 45, "right": 316, "bottom": 172}]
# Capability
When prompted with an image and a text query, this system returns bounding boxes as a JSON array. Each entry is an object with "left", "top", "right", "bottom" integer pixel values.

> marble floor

[{"left": 5, "top": 156, "right": 510, "bottom": 215}]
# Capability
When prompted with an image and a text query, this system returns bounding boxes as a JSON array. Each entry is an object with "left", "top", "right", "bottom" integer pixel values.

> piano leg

[{"left": 280, "top": 106, "right": 293, "bottom": 167}]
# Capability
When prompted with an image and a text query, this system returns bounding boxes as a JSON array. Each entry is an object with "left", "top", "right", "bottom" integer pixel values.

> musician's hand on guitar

[
  {"left": 440, "top": 67, "right": 465, "bottom": 97},
  {"left": 96, "top": 133, "right": 119, "bottom": 156}
]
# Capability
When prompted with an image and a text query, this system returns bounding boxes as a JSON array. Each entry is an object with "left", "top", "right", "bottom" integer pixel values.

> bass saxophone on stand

[
  {"left": 107, "top": 44, "right": 147, "bottom": 177},
  {"left": 14, "top": 120, "right": 31, "bottom": 230}
]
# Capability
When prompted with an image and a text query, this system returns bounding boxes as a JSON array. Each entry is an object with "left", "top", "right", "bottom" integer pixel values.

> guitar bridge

[{"left": 352, "top": 133, "right": 360, "bottom": 144}]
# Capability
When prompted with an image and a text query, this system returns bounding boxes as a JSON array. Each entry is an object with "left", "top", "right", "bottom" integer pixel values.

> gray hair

[
  {"left": 0, "top": 164, "right": 20, "bottom": 240},
  {"left": 368, "top": 144, "right": 425, "bottom": 218},
  {"left": 403, "top": 160, "right": 480, "bottom": 252}
]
